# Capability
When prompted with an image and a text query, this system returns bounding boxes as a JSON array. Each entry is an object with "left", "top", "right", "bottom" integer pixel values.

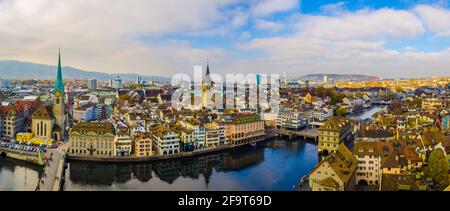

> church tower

[
  {"left": 202, "top": 62, "right": 214, "bottom": 109},
  {"left": 53, "top": 49, "right": 66, "bottom": 141}
]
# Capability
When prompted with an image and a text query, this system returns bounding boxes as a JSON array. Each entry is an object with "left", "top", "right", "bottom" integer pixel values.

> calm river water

[{"left": 0, "top": 106, "right": 385, "bottom": 191}]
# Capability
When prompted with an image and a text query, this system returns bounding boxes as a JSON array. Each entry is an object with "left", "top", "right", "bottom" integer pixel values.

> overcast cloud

[{"left": 0, "top": 0, "right": 450, "bottom": 78}]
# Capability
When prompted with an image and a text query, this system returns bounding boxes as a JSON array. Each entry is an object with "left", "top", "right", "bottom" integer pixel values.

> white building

[
  {"left": 151, "top": 125, "right": 180, "bottom": 155},
  {"left": 277, "top": 111, "right": 307, "bottom": 130},
  {"left": 73, "top": 105, "right": 96, "bottom": 123},
  {"left": 114, "top": 132, "right": 133, "bottom": 157},
  {"left": 313, "top": 108, "right": 333, "bottom": 122},
  {"left": 354, "top": 141, "right": 393, "bottom": 189}
]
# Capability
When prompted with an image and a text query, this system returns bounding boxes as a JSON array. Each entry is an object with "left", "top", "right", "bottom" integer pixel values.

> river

[{"left": 0, "top": 106, "right": 385, "bottom": 191}]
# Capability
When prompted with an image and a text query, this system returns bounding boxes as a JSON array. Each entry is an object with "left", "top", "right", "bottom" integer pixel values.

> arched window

[{"left": 40, "top": 121, "right": 43, "bottom": 136}]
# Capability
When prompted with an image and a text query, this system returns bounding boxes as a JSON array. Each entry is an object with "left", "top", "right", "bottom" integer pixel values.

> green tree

[
  {"left": 315, "top": 87, "right": 326, "bottom": 98},
  {"left": 334, "top": 106, "right": 347, "bottom": 116},
  {"left": 425, "top": 149, "right": 449, "bottom": 191}
]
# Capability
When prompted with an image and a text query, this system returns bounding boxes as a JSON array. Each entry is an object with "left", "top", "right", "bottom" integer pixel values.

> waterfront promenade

[
  {"left": 68, "top": 136, "right": 272, "bottom": 163},
  {"left": 0, "top": 142, "right": 43, "bottom": 165},
  {"left": 36, "top": 143, "right": 68, "bottom": 191}
]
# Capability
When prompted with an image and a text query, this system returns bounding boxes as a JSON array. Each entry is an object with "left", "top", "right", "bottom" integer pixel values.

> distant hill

[
  {"left": 0, "top": 60, "right": 170, "bottom": 81},
  {"left": 301, "top": 74, "right": 380, "bottom": 81}
]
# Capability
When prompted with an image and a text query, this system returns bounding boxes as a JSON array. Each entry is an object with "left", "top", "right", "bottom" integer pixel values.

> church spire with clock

[{"left": 53, "top": 49, "right": 66, "bottom": 140}]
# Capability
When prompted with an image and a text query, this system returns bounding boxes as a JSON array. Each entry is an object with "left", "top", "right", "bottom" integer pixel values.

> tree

[
  {"left": 119, "top": 94, "right": 131, "bottom": 104},
  {"left": 315, "top": 87, "right": 326, "bottom": 98},
  {"left": 334, "top": 106, "right": 347, "bottom": 116},
  {"left": 425, "top": 149, "right": 449, "bottom": 191}
]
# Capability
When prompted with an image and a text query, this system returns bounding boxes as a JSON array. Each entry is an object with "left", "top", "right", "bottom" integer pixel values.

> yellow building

[
  {"left": 17, "top": 132, "right": 54, "bottom": 146},
  {"left": 309, "top": 144, "right": 358, "bottom": 191},
  {"left": 225, "top": 114, "right": 265, "bottom": 145},
  {"left": 16, "top": 132, "right": 33, "bottom": 143},
  {"left": 318, "top": 116, "right": 352, "bottom": 155},
  {"left": 304, "top": 93, "right": 313, "bottom": 104},
  {"left": 422, "top": 97, "right": 443, "bottom": 112},
  {"left": 32, "top": 105, "right": 56, "bottom": 140},
  {"left": 204, "top": 123, "right": 220, "bottom": 148},
  {"left": 134, "top": 133, "right": 153, "bottom": 157},
  {"left": 69, "top": 122, "right": 116, "bottom": 157}
]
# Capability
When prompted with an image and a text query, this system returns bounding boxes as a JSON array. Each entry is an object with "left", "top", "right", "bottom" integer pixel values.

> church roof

[{"left": 32, "top": 105, "right": 55, "bottom": 120}]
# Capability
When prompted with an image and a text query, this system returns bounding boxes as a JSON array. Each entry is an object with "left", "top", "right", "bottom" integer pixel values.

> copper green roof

[
  {"left": 231, "top": 114, "right": 261, "bottom": 124},
  {"left": 54, "top": 49, "right": 65, "bottom": 94}
]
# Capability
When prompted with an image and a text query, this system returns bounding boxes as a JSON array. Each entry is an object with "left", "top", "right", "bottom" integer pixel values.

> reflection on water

[
  {"left": 347, "top": 106, "right": 386, "bottom": 121},
  {"left": 0, "top": 158, "right": 42, "bottom": 191},
  {"left": 65, "top": 140, "right": 319, "bottom": 191}
]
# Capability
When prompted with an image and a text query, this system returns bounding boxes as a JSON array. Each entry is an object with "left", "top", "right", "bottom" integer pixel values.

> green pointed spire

[{"left": 54, "top": 49, "right": 64, "bottom": 94}]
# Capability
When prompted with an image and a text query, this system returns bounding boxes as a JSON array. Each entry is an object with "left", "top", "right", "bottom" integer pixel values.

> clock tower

[{"left": 53, "top": 49, "right": 66, "bottom": 141}]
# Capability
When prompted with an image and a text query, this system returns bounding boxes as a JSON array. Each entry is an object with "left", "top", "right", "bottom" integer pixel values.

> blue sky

[{"left": 1, "top": 0, "right": 450, "bottom": 78}]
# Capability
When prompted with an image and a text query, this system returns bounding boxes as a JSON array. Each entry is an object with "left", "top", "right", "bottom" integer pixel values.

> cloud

[
  {"left": 254, "top": 19, "right": 284, "bottom": 32},
  {"left": 319, "top": 1, "right": 347, "bottom": 15},
  {"left": 1, "top": 0, "right": 450, "bottom": 79},
  {"left": 414, "top": 4, "right": 450, "bottom": 37},
  {"left": 251, "top": 0, "right": 299, "bottom": 17},
  {"left": 296, "top": 8, "right": 425, "bottom": 40},
  {"left": 238, "top": 7, "right": 450, "bottom": 78},
  {"left": 0, "top": 0, "right": 240, "bottom": 76}
]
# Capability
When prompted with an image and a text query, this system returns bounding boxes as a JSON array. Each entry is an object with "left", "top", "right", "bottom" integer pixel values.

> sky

[{"left": 1, "top": 0, "right": 450, "bottom": 79}]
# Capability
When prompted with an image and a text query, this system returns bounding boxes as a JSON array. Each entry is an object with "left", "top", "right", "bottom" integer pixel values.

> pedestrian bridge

[{"left": 276, "top": 128, "right": 319, "bottom": 141}]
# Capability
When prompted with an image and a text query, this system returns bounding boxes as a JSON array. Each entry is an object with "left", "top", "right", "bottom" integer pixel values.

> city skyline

[{"left": 0, "top": 0, "right": 450, "bottom": 78}]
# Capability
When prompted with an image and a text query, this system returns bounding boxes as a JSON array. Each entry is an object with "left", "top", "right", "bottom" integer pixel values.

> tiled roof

[
  {"left": 354, "top": 141, "right": 393, "bottom": 157},
  {"left": 320, "top": 116, "right": 350, "bottom": 132},
  {"left": 381, "top": 174, "right": 427, "bottom": 191},
  {"left": 32, "top": 105, "right": 54, "bottom": 120},
  {"left": 231, "top": 113, "right": 261, "bottom": 124},
  {"left": 319, "top": 177, "right": 340, "bottom": 189},
  {"left": 70, "top": 122, "right": 115, "bottom": 135},
  {"left": 310, "top": 144, "right": 357, "bottom": 184}
]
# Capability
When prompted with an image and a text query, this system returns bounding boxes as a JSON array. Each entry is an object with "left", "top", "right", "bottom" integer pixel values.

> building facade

[
  {"left": 151, "top": 125, "right": 180, "bottom": 155},
  {"left": 277, "top": 111, "right": 307, "bottom": 131},
  {"left": 134, "top": 133, "right": 153, "bottom": 157},
  {"left": 73, "top": 104, "right": 96, "bottom": 123},
  {"left": 88, "top": 79, "right": 97, "bottom": 90},
  {"left": 2, "top": 106, "right": 25, "bottom": 138},
  {"left": 318, "top": 116, "right": 352, "bottom": 155},
  {"left": 225, "top": 114, "right": 265, "bottom": 145},
  {"left": 69, "top": 122, "right": 116, "bottom": 157},
  {"left": 354, "top": 141, "right": 393, "bottom": 189},
  {"left": 204, "top": 123, "right": 220, "bottom": 149}
]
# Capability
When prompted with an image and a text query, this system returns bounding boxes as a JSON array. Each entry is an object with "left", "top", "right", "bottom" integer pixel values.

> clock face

[{"left": 55, "top": 90, "right": 61, "bottom": 97}]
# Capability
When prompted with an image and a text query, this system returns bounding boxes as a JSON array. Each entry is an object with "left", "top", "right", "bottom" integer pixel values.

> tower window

[{"left": 56, "top": 98, "right": 60, "bottom": 104}]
